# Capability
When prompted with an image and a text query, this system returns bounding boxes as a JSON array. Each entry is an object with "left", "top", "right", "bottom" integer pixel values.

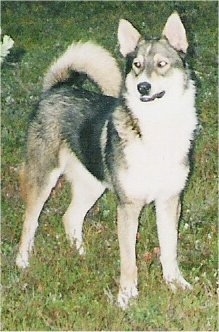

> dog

[{"left": 16, "top": 12, "right": 198, "bottom": 309}]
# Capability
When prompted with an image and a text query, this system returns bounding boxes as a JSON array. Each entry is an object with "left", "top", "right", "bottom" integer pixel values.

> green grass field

[{"left": 1, "top": 1, "right": 218, "bottom": 331}]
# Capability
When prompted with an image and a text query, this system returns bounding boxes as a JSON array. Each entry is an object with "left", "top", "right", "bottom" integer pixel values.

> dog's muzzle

[{"left": 137, "top": 82, "right": 165, "bottom": 102}]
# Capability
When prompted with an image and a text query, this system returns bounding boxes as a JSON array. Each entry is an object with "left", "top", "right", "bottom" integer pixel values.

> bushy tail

[{"left": 43, "top": 41, "right": 122, "bottom": 97}]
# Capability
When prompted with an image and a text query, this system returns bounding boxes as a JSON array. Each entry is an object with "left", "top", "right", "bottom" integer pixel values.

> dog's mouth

[{"left": 140, "top": 90, "right": 165, "bottom": 102}]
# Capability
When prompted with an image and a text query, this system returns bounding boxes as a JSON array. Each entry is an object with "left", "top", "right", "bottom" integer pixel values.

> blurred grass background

[{"left": 1, "top": 1, "right": 218, "bottom": 330}]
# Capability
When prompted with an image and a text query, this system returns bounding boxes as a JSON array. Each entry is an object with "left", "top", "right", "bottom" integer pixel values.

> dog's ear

[
  {"left": 162, "top": 12, "right": 188, "bottom": 53},
  {"left": 118, "top": 19, "right": 141, "bottom": 57}
]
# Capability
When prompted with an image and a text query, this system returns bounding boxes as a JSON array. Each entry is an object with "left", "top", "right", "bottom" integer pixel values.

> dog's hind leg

[
  {"left": 16, "top": 168, "right": 61, "bottom": 269},
  {"left": 117, "top": 201, "right": 143, "bottom": 309},
  {"left": 63, "top": 179, "right": 104, "bottom": 255},
  {"left": 63, "top": 157, "right": 105, "bottom": 254},
  {"left": 155, "top": 195, "right": 192, "bottom": 291}
]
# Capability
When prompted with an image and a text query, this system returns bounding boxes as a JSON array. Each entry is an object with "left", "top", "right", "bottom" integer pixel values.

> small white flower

[
  {"left": 183, "top": 223, "right": 189, "bottom": 230},
  {"left": 195, "top": 239, "right": 200, "bottom": 249},
  {"left": 0, "top": 28, "right": 14, "bottom": 64}
]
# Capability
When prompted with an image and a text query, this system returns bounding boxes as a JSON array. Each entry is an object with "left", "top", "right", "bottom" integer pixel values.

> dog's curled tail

[{"left": 43, "top": 41, "right": 122, "bottom": 97}]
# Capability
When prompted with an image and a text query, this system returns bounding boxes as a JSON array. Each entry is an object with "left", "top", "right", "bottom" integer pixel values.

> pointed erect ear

[
  {"left": 162, "top": 12, "right": 188, "bottom": 53},
  {"left": 118, "top": 19, "right": 141, "bottom": 57}
]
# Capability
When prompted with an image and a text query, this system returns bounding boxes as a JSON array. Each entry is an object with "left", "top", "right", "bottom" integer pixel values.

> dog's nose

[{"left": 137, "top": 82, "right": 151, "bottom": 95}]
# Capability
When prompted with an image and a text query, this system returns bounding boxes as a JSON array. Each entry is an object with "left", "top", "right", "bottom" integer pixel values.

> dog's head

[{"left": 118, "top": 12, "right": 190, "bottom": 103}]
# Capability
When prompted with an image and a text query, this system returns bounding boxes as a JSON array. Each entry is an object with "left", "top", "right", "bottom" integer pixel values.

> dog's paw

[
  {"left": 68, "top": 236, "right": 86, "bottom": 256},
  {"left": 165, "top": 274, "right": 193, "bottom": 292},
  {"left": 73, "top": 239, "right": 85, "bottom": 256},
  {"left": 16, "top": 252, "right": 29, "bottom": 269},
  {"left": 77, "top": 244, "right": 86, "bottom": 256},
  {"left": 117, "top": 285, "right": 138, "bottom": 310}
]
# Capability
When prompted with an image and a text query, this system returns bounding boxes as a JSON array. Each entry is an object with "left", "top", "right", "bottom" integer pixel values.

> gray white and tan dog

[{"left": 16, "top": 12, "right": 198, "bottom": 309}]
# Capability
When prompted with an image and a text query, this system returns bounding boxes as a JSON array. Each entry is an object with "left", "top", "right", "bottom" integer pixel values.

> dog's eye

[
  {"left": 157, "top": 60, "right": 168, "bottom": 68},
  {"left": 133, "top": 60, "right": 142, "bottom": 69}
]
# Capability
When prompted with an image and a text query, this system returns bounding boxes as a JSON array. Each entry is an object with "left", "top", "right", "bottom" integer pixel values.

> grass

[{"left": 1, "top": 1, "right": 218, "bottom": 331}]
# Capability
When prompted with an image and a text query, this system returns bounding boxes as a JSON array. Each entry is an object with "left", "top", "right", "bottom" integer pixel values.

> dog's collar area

[{"left": 140, "top": 90, "right": 165, "bottom": 102}]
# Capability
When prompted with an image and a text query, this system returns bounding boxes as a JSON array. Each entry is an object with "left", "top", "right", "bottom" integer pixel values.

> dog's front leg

[
  {"left": 117, "top": 201, "right": 142, "bottom": 309},
  {"left": 155, "top": 195, "right": 192, "bottom": 291}
]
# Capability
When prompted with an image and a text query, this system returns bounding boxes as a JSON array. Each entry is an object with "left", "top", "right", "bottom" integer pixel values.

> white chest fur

[{"left": 118, "top": 96, "right": 197, "bottom": 203}]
